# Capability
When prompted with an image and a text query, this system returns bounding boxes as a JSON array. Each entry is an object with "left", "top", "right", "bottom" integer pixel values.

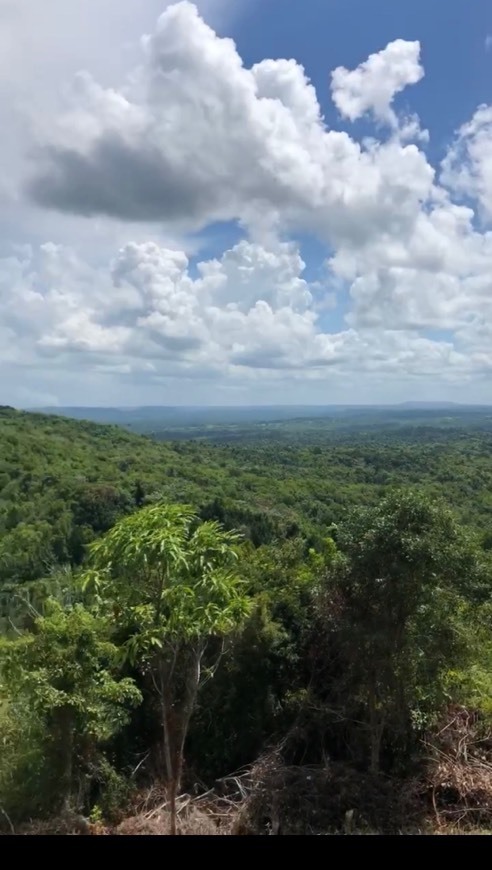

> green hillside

[
  {"left": 1, "top": 406, "right": 492, "bottom": 833},
  {"left": 1, "top": 406, "right": 492, "bottom": 590}
]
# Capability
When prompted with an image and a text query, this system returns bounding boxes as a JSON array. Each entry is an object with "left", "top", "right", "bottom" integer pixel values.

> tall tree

[
  {"left": 323, "top": 490, "right": 485, "bottom": 772},
  {"left": 83, "top": 503, "right": 249, "bottom": 834}
]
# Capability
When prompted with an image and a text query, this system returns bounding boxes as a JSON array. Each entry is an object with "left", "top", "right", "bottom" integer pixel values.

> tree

[
  {"left": 0, "top": 601, "right": 140, "bottom": 815},
  {"left": 188, "top": 536, "right": 333, "bottom": 779},
  {"left": 73, "top": 484, "right": 130, "bottom": 534},
  {"left": 323, "top": 490, "right": 485, "bottom": 773},
  {"left": 0, "top": 564, "right": 80, "bottom": 637},
  {"left": 83, "top": 503, "right": 249, "bottom": 834},
  {"left": 134, "top": 480, "right": 146, "bottom": 508}
]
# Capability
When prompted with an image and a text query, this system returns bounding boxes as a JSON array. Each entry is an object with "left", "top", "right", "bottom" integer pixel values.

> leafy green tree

[
  {"left": 134, "top": 480, "right": 146, "bottom": 508},
  {"left": 0, "top": 602, "right": 140, "bottom": 814},
  {"left": 0, "top": 522, "right": 54, "bottom": 583},
  {"left": 0, "top": 564, "right": 80, "bottom": 637},
  {"left": 73, "top": 484, "right": 130, "bottom": 534},
  {"left": 187, "top": 535, "right": 339, "bottom": 779},
  {"left": 83, "top": 503, "right": 249, "bottom": 834},
  {"left": 323, "top": 490, "right": 486, "bottom": 772}
]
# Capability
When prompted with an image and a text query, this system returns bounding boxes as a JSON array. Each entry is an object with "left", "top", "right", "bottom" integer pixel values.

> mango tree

[{"left": 83, "top": 503, "right": 249, "bottom": 834}]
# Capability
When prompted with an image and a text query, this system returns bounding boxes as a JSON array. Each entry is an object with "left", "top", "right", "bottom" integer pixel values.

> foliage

[
  {"left": 82, "top": 503, "right": 249, "bottom": 832},
  {"left": 0, "top": 695, "right": 47, "bottom": 823},
  {"left": 1, "top": 408, "right": 492, "bottom": 831},
  {"left": 2, "top": 407, "right": 492, "bottom": 595},
  {"left": 84, "top": 504, "right": 249, "bottom": 650},
  {"left": 0, "top": 601, "right": 140, "bottom": 817},
  {"left": 314, "top": 491, "right": 485, "bottom": 771}
]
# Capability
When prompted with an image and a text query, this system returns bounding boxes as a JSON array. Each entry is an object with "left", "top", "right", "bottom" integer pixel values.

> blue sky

[
  {"left": 193, "top": 0, "right": 492, "bottom": 340},
  {"left": 1, "top": 0, "right": 492, "bottom": 406},
  {"left": 237, "top": 0, "right": 491, "bottom": 162}
]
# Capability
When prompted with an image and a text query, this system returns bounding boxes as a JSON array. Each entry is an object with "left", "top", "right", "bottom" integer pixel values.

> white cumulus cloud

[
  {"left": 26, "top": 2, "right": 434, "bottom": 254},
  {"left": 330, "top": 39, "right": 424, "bottom": 128},
  {"left": 0, "top": 2, "right": 491, "bottom": 405},
  {"left": 441, "top": 105, "right": 492, "bottom": 221}
]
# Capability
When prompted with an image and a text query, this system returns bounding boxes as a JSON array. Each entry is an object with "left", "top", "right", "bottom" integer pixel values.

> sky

[{"left": 1, "top": 0, "right": 492, "bottom": 407}]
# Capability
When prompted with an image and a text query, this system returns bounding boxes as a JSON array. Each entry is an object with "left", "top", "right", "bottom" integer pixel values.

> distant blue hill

[{"left": 27, "top": 402, "right": 491, "bottom": 430}]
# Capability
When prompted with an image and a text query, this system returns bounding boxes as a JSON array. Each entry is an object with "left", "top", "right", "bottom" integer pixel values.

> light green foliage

[
  {"left": 84, "top": 503, "right": 249, "bottom": 654},
  {"left": 0, "top": 695, "right": 46, "bottom": 822},
  {"left": 1, "top": 602, "right": 140, "bottom": 733},
  {"left": 1, "top": 407, "right": 492, "bottom": 828},
  {"left": 82, "top": 503, "right": 249, "bottom": 833},
  {"left": 445, "top": 601, "right": 492, "bottom": 717},
  {"left": 2, "top": 406, "right": 492, "bottom": 592},
  {"left": 0, "top": 601, "right": 140, "bottom": 816}
]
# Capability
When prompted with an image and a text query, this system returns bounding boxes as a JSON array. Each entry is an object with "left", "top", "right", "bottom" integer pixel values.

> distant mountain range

[
  {"left": 395, "top": 402, "right": 464, "bottom": 409},
  {"left": 25, "top": 402, "right": 491, "bottom": 431}
]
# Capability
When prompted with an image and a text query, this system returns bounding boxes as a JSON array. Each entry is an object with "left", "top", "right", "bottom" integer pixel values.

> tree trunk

[
  {"left": 158, "top": 646, "right": 204, "bottom": 835},
  {"left": 368, "top": 679, "right": 383, "bottom": 774},
  {"left": 168, "top": 775, "right": 178, "bottom": 837},
  {"left": 176, "top": 645, "right": 203, "bottom": 779},
  {"left": 56, "top": 705, "right": 74, "bottom": 813},
  {"left": 160, "top": 682, "right": 178, "bottom": 835},
  {"left": 370, "top": 722, "right": 383, "bottom": 775}
]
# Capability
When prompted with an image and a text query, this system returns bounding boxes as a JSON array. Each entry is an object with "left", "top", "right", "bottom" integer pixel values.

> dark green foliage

[
  {"left": 72, "top": 484, "right": 131, "bottom": 534},
  {"left": 2, "top": 407, "right": 492, "bottom": 595},
  {"left": 1, "top": 408, "right": 492, "bottom": 829},
  {"left": 200, "top": 497, "right": 283, "bottom": 545},
  {"left": 307, "top": 491, "right": 486, "bottom": 773},
  {"left": 187, "top": 538, "right": 335, "bottom": 779}
]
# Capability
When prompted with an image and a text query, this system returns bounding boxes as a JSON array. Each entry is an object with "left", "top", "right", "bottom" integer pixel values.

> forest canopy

[{"left": 1, "top": 407, "right": 492, "bottom": 834}]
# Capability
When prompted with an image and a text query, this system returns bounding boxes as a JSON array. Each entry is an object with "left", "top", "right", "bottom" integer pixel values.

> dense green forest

[{"left": 1, "top": 405, "right": 492, "bottom": 834}]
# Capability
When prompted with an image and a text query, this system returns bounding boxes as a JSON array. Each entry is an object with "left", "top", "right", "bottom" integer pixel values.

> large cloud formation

[
  {"left": 3, "top": 1, "right": 492, "bottom": 404},
  {"left": 27, "top": 2, "right": 433, "bottom": 243}
]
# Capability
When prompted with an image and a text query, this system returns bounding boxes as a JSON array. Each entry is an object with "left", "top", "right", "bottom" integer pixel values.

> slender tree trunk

[
  {"left": 177, "top": 645, "right": 203, "bottom": 776},
  {"left": 158, "top": 646, "right": 204, "bottom": 835},
  {"left": 159, "top": 658, "right": 178, "bottom": 835},
  {"left": 370, "top": 721, "right": 383, "bottom": 775},
  {"left": 161, "top": 704, "right": 178, "bottom": 835},
  {"left": 56, "top": 706, "right": 74, "bottom": 814},
  {"left": 368, "top": 679, "right": 383, "bottom": 774},
  {"left": 168, "top": 776, "right": 178, "bottom": 837}
]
